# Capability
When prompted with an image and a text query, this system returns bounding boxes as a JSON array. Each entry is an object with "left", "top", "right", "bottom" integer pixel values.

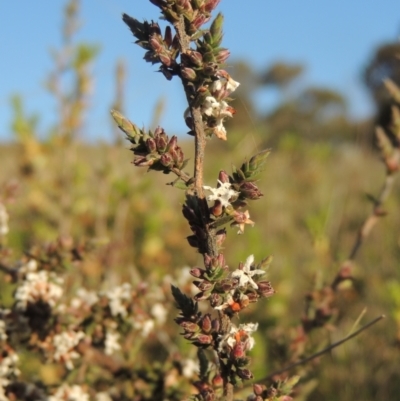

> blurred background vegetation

[{"left": 1, "top": 1, "right": 400, "bottom": 400}]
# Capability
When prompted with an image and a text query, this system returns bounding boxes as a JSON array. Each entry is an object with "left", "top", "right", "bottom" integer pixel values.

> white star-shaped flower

[
  {"left": 203, "top": 180, "right": 239, "bottom": 207},
  {"left": 231, "top": 255, "right": 265, "bottom": 289}
]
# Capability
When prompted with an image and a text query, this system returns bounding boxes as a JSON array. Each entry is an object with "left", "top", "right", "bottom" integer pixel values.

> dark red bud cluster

[{"left": 176, "top": 312, "right": 219, "bottom": 349}]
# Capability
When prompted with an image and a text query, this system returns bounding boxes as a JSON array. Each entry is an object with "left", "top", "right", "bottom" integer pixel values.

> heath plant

[{"left": 1, "top": 1, "right": 400, "bottom": 401}]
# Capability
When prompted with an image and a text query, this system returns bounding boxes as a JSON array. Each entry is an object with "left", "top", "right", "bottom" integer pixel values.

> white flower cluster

[
  {"left": 0, "top": 309, "right": 10, "bottom": 342},
  {"left": 48, "top": 384, "right": 89, "bottom": 401},
  {"left": 14, "top": 260, "right": 63, "bottom": 311},
  {"left": 103, "top": 283, "right": 132, "bottom": 317},
  {"left": 200, "top": 71, "right": 240, "bottom": 140},
  {"left": 218, "top": 322, "right": 258, "bottom": 352},
  {"left": 203, "top": 181, "right": 239, "bottom": 208},
  {"left": 0, "top": 202, "right": 9, "bottom": 236},
  {"left": 104, "top": 328, "right": 121, "bottom": 355},
  {"left": 52, "top": 330, "right": 85, "bottom": 370},
  {"left": 70, "top": 288, "right": 99, "bottom": 310},
  {"left": 0, "top": 349, "right": 20, "bottom": 401}
]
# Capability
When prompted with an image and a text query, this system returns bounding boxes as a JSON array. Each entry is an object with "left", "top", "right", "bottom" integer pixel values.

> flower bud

[
  {"left": 201, "top": 314, "right": 212, "bottom": 333},
  {"left": 197, "top": 334, "right": 212, "bottom": 345},
  {"left": 146, "top": 137, "right": 157, "bottom": 153},
  {"left": 237, "top": 368, "right": 253, "bottom": 380},
  {"left": 155, "top": 133, "right": 168, "bottom": 152},
  {"left": 190, "top": 268, "right": 205, "bottom": 278},
  {"left": 209, "top": 293, "right": 222, "bottom": 308},
  {"left": 231, "top": 343, "right": 245, "bottom": 359},
  {"left": 149, "top": 36, "right": 163, "bottom": 52},
  {"left": 133, "top": 156, "right": 154, "bottom": 167},
  {"left": 211, "top": 199, "right": 223, "bottom": 217},
  {"left": 191, "top": 14, "right": 209, "bottom": 30},
  {"left": 180, "top": 321, "right": 199, "bottom": 332},
  {"left": 181, "top": 67, "right": 197, "bottom": 81},
  {"left": 204, "top": 0, "right": 221, "bottom": 13},
  {"left": 253, "top": 384, "right": 264, "bottom": 396},
  {"left": 215, "top": 48, "right": 230, "bottom": 64},
  {"left": 212, "top": 374, "right": 223, "bottom": 388},
  {"left": 211, "top": 318, "right": 220, "bottom": 332},
  {"left": 188, "top": 50, "right": 203, "bottom": 67},
  {"left": 160, "top": 153, "right": 173, "bottom": 167},
  {"left": 257, "top": 281, "right": 275, "bottom": 298},
  {"left": 239, "top": 182, "right": 263, "bottom": 200},
  {"left": 167, "top": 135, "right": 178, "bottom": 152},
  {"left": 197, "top": 280, "right": 213, "bottom": 292},
  {"left": 159, "top": 52, "right": 172, "bottom": 67},
  {"left": 218, "top": 170, "right": 230, "bottom": 184}
]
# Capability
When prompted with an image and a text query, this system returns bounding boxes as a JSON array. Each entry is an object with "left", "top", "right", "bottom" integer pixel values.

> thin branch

[
  {"left": 348, "top": 174, "right": 395, "bottom": 261},
  {"left": 262, "top": 315, "right": 385, "bottom": 382}
]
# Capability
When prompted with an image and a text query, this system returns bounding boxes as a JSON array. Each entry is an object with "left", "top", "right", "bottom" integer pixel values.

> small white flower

[
  {"left": 49, "top": 384, "right": 89, "bottom": 401},
  {"left": 104, "top": 329, "right": 121, "bottom": 356},
  {"left": 0, "top": 203, "right": 9, "bottom": 236},
  {"left": 203, "top": 181, "right": 239, "bottom": 207},
  {"left": 0, "top": 352, "right": 20, "bottom": 379},
  {"left": 151, "top": 303, "right": 167, "bottom": 325},
  {"left": 52, "top": 330, "right": 85, "bottom": 370},
  {"left": 71, "top": 288, "right": 99, "bottom": 309},
  {"left": 181, "top": 358, "right": 199, "bottom": 378},
  {"left": 218, "top": 323, "right": 258, "bottom": 352},
  {"left": 95, "top": 392, "right": 113, "bottom": 401},
  {"left": 104, "top": 283, "right": 132, "bottom": 317},
  {"left": 231, "top": 255, "right": 264, "bottom": 289}
]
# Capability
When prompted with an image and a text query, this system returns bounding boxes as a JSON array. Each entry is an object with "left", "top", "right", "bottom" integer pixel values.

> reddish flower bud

[
  {"left": 201, "top": 314, "right": 212, "bottom": 333},
  {"left": 218, "top": 170, "right": 230, "bottom": 183},
  {"left": 159, "top": 52, "right": 172, "bottom": 67},
  {"left": 257, "top": 281, "right": 275, "bottom": 298},
  {"left": 197, "top": 280, "right": 213, "bottom": 292},
  {"left": 231, "top": 342, "right": 245, "bottom": 359},
  {"left": 212, "top": 374, "right": 223, "bottom": 388},
  {"left": 237, "top": 368, "right": 253, "bottom": 380},
  {"left": 187, "top": 50, "right": 203, "bottom": 67},
  {"left": 133, "top": 156, "right": 154, "bottom": 167},
  {"left": 197, "top": 334, "right": 212, "bottom": 345},
  {"left": 190, "top": 268, "right": 205, "bottom": 278},
  {"left": 253, "top": 383, "right": 264, "bottom": 396},
  {"left": 181, "top": 67, "right": 197, "bottom": 81},
  {"left": 192, "top": 14, "right": 209, "bottom": 30},
  {"left": 211, "top": 318, "right": 220, "bottom": 332},
  {"left": 215, "top": 48, "right": 230, "bottom": 64},
  {"left": 180, "top": 321, "right": 199, "bottom": 332},
  {"left": 146, "top": 137, "right": 157, "bottom": 153},
  {"left": 211, "top": 199, "right": 223, "bottom": 217},
  {"left": 204, "top": 0, "right": 220, "bottom": 13},
  {"left": 209, "top": 293, "right": 222, "bottom": 308},
  {"left": 155, "top": 135, "right": 167, "bottom": 152},
  {"left": 160, "top": 153, "right": 173, "bottom": 167},
  {"left": 239, "top": 181, "right": 263, "bottom": 200},
  {"left": 149, "top": 36, "right": 163, "bottom": 52},
  {"left": 167, "top": 135, "right": 178, "bottom": 151}
]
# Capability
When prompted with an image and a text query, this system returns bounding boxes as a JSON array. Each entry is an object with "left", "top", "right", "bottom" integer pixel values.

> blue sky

[{"left": 1, "top": 1, "right": 399, "bottom": 141}]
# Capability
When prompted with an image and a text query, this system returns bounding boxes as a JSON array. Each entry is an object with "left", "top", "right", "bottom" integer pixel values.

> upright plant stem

[{"left": 174, "top": 16, "right": 218, "bottom": 259}]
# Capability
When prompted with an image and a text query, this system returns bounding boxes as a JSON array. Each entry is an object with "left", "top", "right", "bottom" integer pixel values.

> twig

[
  {"left": 348, "top": 174, "right": 395, "bottom": 261},
  {"left": 262, "top": 315, "right": 385, "bottom": 382}
]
